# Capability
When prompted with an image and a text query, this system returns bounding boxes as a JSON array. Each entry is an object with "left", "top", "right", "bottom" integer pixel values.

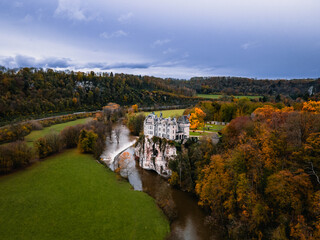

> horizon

[
  {"left": 1, "top": 66, "right": 319, "bottom": 81},
  {"left": 1, "top": 0, "right": 320, "bottom": 79}
]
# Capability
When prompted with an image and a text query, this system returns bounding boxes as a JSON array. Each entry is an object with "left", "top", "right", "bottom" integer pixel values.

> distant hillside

[
  {"left": 1, "top": 67, "right": 319, "bottom": 123},
  {"left": 0, "top": 68, "right": 198, "bottom": 123},
  {"left": 170, "top": 77, "right": 320, "bottom": 98}
]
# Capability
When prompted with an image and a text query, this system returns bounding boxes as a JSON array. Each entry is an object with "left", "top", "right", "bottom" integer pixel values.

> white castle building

[{"left": 144, "top": 112, "right": 190, "bottom": 140}]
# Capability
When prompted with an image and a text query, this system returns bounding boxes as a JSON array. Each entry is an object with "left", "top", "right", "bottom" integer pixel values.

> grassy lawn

[
  {"left": 205, "top": 124, "right": 225, "bottom": 131},
  {"left": 189, "top": 131, "right": 210, "bottom": 136},
  {"left": 25, "top": 118, "right": 91, "bottom": 146},
  {"left": 143, "top": 109, "right": 185, "bottom": 118},
  {"left": 197, "top": 94, "right": 262, "bottom": 99},
  {"left": 0, "top": 149, "right": 169, "bottom": 240}
]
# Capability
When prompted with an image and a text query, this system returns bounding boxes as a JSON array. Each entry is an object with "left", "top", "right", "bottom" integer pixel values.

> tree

[
  {"left": 189, "top": 107, "right": 206, "bottom": 129},
  {"left": 106, "top": 121, "right": 113, "bottom": 139},
  {"left": 265, "top": 170, "right": 312, "bottom": 215},
  {"left": 302, "top": 100, "right": 320, "bottom": 113},
  {"left": 115, "top": 151, "right": 132, "bottom": 178},
  {"left": 115, "top": 127, "right": 121, "bottom": 143},
  {"left": 127, "top": 113, "right": 145, "bottom": 136},
  {"left": 132, "top": 104, "right": 138, "bottom": 113},
  {"left": 78, "top": 129, "right": 98, "bottom": 153}
]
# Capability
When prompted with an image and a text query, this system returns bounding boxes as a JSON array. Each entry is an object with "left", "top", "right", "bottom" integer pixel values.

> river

[{"left": 101, "top": 125, "right": 222, "bottom": 240}]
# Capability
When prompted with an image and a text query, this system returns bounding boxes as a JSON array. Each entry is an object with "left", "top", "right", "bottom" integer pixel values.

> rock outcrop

[{"left": 134, "top": 136, "right": 177, "bottom": 177}]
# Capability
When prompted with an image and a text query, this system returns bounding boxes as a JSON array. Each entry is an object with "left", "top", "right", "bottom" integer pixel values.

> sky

[{"left": 0, "top": 0, "right": 320, "bottom": 79}]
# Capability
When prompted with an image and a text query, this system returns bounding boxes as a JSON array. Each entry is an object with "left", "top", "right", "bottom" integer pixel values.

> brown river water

[{"left": 101, "top": 125, "right": 223, "bottom": 240}]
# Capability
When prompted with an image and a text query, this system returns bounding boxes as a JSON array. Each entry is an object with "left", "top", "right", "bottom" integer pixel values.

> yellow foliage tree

[
  {"left": 189, "top": 107, "right": 206, "bottom": 129},
  {"left": 302, "top": 100, "right": 320, "bottom": 113}
]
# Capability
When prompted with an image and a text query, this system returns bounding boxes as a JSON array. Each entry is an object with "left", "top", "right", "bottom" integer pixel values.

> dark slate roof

[{"left": 177, "top": 115, "right": 190, "bottom": 124}]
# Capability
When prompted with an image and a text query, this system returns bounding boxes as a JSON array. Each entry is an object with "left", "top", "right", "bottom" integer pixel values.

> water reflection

[{"left": 100, "top": 125, "right": 136, "bottom": 171}]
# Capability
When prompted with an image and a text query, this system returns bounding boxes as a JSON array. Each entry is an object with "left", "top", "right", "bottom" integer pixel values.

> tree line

[{"left": 180, "top": 76, "right": 320, "bottom": 99}]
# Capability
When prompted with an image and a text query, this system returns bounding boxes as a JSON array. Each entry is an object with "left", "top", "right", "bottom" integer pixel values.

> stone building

[{"left": 144, "top": 112, "right": 190, "bottom": 140}]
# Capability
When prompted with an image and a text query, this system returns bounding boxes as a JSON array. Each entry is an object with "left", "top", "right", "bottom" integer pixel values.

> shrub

[
  {"left": 34, "top": 133, "right": 62, "bottom": 159},
  {"left": 29, "top": 120, "right": 43, "bottom": 130},
  {"left": 61, "top": 125, "right": 83, "bottom": 148},
  {"left": 0, "top": 141, "right": 33, "bottom": 174}
]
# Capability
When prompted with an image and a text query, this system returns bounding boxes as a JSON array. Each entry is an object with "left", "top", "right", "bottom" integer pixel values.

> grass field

[
  {"left": 190, "top": 131, "right": 210, "bottom": 136},
  {"left": 197, "top": 94, "right": 262, "bottom": 99},
  {"left": 25, "top": 118, "right": 91, "bottom": 146},
  {"left": 143, "top": 109, "right": 185, "bottom": 118},
  {"left": 0, "top": 149, "right": 169, "bottom": 240},
  {"left": 205, "top": 124, "right": 225, "bottom": 132}
]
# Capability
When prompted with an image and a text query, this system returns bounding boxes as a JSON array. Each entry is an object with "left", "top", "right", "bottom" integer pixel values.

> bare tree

[
  {"left": 115, "top": 127, "right": 121, "bottom": 144},
  {"left": 307, "top": 162, "right": 320, "bottom": 185},
  {"left": 106, "top": 120, "right": 113, "bottom": 139}
]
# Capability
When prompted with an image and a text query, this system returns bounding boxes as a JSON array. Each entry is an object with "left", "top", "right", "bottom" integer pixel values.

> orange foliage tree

[
  {"left": 115, "top": 151, "right": 131, "bottom": 178},
  {"left": 189, "top": 107, "right": 206, "bottom": 129},
  {"left": 302, "top": 100, "right": 320, "bottom": 113},
  {"left": 132, "top": 104, "right": 138, "bottom": 113}
]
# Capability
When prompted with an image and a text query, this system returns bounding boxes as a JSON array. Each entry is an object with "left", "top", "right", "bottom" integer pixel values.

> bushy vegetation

[
  {"left": 0, "top": 112, "right": 94, "bottom": 144},
  {"left": 34, "top": 133, "right": 62, "bottom": 159},
  {"left": 0, "top": 141, "right": 33, "bottom": 174}
]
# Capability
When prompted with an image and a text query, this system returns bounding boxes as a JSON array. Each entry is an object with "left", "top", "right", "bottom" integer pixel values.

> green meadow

[
  {"left": 0, "top": 149, "right": 169, "bottom": 240},
  {"left": 197, "top": 94, "right": 262, "bottom": 99},
  {"left": 25, "top": 118, "right": 91, "bottom": 146},
  {"left": 143, "top": 109, "right": 185, "bottom": 118}
]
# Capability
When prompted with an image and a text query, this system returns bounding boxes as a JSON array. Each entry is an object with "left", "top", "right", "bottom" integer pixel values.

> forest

[
  {"left": 169, "top": 101, "right": 320, "bottom": 239},
  {"left": 176, "top": 76, "right": 320, "bottom": 98},
  {"left": 0, "top": 67, "right": 197, "bottom": 124},
  {"left": 2, "top": 67, "right": 320, "bottom": 125}
]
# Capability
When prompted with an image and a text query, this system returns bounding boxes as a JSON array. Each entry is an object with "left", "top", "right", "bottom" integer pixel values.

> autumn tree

[
  {"left": 78, "top": 129, "right": 98, "bottom": 153},
  {"left": 127, "top": 113, "right": 145, "bottom": 136},
  {"left": 132, "top": 104, "right": 138, "bottom": 113},
  {"left": 189, "top": 107, "right": 206, "bottom": 129},
  {"left": 302, "top": 100, "right": 320, "bottom": 113},
  {"left": 115, "top": 151, "right": 131, "bottom": 178}
]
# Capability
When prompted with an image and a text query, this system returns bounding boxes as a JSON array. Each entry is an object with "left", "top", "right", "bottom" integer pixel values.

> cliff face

[{"left": 134, "top": 136, "right": 177, "bottom": 177}]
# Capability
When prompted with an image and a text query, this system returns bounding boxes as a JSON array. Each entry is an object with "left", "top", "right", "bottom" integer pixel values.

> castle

[{"left": 144, "top": 112, "right": 190, "bottom": 140}]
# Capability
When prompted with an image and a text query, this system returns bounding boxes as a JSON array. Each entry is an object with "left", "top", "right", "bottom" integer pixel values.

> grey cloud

[
  {"left": 86, "top": 62, "right": 151, "bottom": 70},
  {"left": 0, "top": 55, "right": 71, "bottom": 69}
]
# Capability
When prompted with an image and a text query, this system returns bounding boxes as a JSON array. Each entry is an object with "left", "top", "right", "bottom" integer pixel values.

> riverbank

[{"left": 0, "top": 149, "right": 169, "bottom": 240}]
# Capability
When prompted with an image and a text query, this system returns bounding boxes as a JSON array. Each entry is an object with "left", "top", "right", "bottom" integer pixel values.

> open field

[
  {"left": 205, "top": 124, "right": 225, "bottom": 132},
  {"left": 0, "top": 149, "right": 169, "bottom": 240},
  {"left": 143, "top": 109, "right": 185, "bottom": 118},
  {"left": 197, "top": 94, "right": 262, "bottom": 99},
  {"left": 25, "top": 118, "right": 91, "bottom": 146},
  {"left": 190, "top": 131, "right": 210, "bottom": 136}
]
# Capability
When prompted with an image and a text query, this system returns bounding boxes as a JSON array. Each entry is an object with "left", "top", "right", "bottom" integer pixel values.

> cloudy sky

[{"left": 0, "top": 0, "right": 319, "bottom": 79}]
